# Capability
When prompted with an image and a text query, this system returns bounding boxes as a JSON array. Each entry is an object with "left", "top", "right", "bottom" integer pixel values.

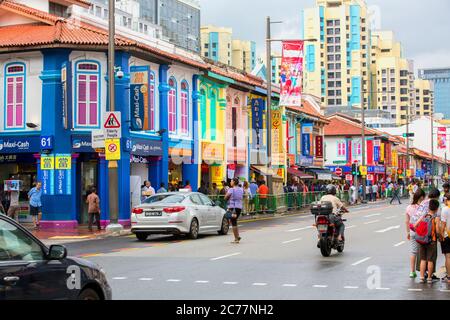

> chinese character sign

[
  {"left": 438, "top": 127, "right": 447, "bottom": 150},
  {"left": 280, "top": 41, "right": 304, "bottom": 107},
  {"left": 271, "top": 108, "right": 284, "bottom": 166}
]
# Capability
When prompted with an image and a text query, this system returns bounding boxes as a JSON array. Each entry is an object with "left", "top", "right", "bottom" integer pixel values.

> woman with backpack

[
  {"left": 414, "top": 199, "right": 440, "bottom": 284},
  {"left": 406, "top": 189, "right": 426, "bottom": 279},
  {"left": 225, "top": 178, "right": 244, "bottom": 244}
]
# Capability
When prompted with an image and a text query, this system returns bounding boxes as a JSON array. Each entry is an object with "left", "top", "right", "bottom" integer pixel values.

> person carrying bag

[{"left": 225, "top": 178, "right": 244, "bottom": 244}]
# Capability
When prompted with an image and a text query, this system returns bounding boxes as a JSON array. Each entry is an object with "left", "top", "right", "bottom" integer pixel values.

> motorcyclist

[{"left": 320, "top": 184, "right": 349, "bottom": 242}]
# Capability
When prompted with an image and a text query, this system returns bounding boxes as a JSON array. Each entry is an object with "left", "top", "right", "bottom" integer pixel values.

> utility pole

[
  {"left": 406, "top": 103, "right": 410, "bottom": 184},
  {"left": 265, "top": 16, "right": 273, "bottom": 194},
  {"left": 431, "top": 114, "right": 435, "bottom": 187},
  {"left": 360, "top": 83, "right": 367, "bottom": 203},
  {"left": 106, "top": 0, "right": 122, "bottom": 233}
]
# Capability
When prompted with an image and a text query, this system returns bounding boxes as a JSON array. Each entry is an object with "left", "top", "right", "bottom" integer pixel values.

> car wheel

[
  {"left": 188, "top": 218, "right": 199, "bottom": 240},
  {"left": 218, "top": 216, "right": 230, "bottom": 235},
  {"left": 78, "top": 288, "right": 101, "bottom": 300},
  {"left": 136, "top": 233, "right": 148, "bottom": 241}
]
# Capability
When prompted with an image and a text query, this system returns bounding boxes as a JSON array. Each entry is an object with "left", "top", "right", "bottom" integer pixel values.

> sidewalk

[{"left": 28, "top": 198, "right": 391, "bottom": 241}]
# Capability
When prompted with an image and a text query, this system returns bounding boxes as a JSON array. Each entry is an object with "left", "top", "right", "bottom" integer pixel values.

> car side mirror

[{"left": 47, "top": 245, "right": 67, "bottom": 260}]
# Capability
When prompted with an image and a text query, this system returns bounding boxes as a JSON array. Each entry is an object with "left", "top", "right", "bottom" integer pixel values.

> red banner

[
  {"left": 367, "top": 140, "right": 374, "bottom": 165},
  {"left": 280, "top": 41, "right": 304, "bottom": 107},
  {"left": 438, "top": 127, "right": 447, "bottom": 150},
  {"left": 315, "top": 136, "right": 323, "bottom": 159}
]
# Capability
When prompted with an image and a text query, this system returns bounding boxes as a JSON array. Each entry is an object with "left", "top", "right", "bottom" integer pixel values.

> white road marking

[
  {"left": 376, "top": 225, "right": 400, "bottom": 233},
  {"left": 375, "top": 287, "right": 391, "bottom": 291},
  {"left": 167, "top": 279, "right": 181, "bottom": 282},
  {"left": 253, "top": 283, "right": 268, "bottom": 286},
  {"left": 282, "top": 284, "right": 297, "bottom": 287},
  {"left": 364, "top": 220, "right": 380, "bottom": 225},
  {"left": 112, "top": 277, "right": 127, "bottom": 280},
  {"left": 352, "top": 257, "right": 372, "bottom": 266},
  {"left": 394, "top": 241, "right": 406, "bottom": 247},
  {"left": 408, "top": 289, "right": 423, "bottom": 292},
  {"left": 440, "top": 289, "right": 450, "bottom": 293},
  {"left": 346, "top": 225, "right": 357, "bottom": 229},
  {"left": 139, "top": 278, "right": 153, "bottom": 281},
  {"left": 364, "top": 213, "right": 381, "bottom": 218},
  {"left": 223, "top": 282, "right": 238, "bottom": 285},
  {"left": 282, "top": 238, "right": 302, "bottom": 244},
  {"left": 287, "top": 226, "right": 314, "bottom": 232},
  {"left": 210, "top": 252, "right": 242, "bottom": 261},
  {"left": 344, "top": 286, "right": 359, "bottom": 289},
  {"left": 385, "top": 216, "right": 397, "bottom": 220},
  {"left": 195, "top": 280, "right": 210, "bottom": 284},
  {"left": 313, "top": 285, "right": 328, "bottom": 288}
]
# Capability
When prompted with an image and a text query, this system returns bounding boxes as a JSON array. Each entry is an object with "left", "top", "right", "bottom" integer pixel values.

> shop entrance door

[{"left": 79, "top": 161, "right": 98, "bottom": 225}]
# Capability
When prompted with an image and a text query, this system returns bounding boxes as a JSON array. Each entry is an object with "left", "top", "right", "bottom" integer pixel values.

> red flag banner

[
  {"left": 280, "top": 41, "right": 304, "bottom": 107},
  {"left": 437, "top": 127, "right": 447, "bottom": 150}
]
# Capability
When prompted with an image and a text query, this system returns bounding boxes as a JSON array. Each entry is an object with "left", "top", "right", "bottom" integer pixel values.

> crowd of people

[{"left": 405, "top": 183, "right": 450, "bottom": 284}]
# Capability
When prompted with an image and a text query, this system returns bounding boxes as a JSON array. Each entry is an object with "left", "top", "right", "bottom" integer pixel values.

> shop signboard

[
  {"left": 0, "top": 136, "right": 40, "bottom": 154},
  {"left": 271, "top": 107, "right": 284, "bottom": 166},
  {"left": 315, "top": 136, "right": 324, "bottom": 159},
  {"left": 4, "top": 180, "right": 22, "bottom": 191},
  {"left": 55, "top": 154, "right": 71, "bottom": 195},
  {"left": 130, "top": 66, "right": 150, "bottom": 131},
  {"left": 40, "top": 154, "right": 54, "bottom": 195},
  {"left": 131, "top": 138, "right": 163, "bottom": 157},
  {"left": 251, "top": 98, "right": 265, "bottom": 149},
  {"left": 91, "top": 130, "right": 105, "bottom": 149},
  {"left": 72, "top": 136, "right": 94, "bottom": 152},
  {"left": 301, "top": 124, "right": 313, "bottom": 156},
  {"left": 359, "top": 166, "right": 368, "bottom": 176},
  {"left": 202, "top": 143, "right": 224, "bottom": 164},
  {"left": 367, "top": 174, "right": 374, "bottom": 181},
  {"left": 298, "top": 155, "right": 314, "bottom": 167},
  {"left": 346, "top": 174, "right": 353, "bottom": 182}
]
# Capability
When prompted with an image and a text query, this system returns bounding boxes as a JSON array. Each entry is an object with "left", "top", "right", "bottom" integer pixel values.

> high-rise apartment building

[
  {"left": 201, "top": 26, "right": 256, "bottom": 73},
  {"left": 419, "top": 68, "right": 450, "bottom": 119},
  {"left": 370, "top": 31, "right": 416, "bottom": 125},
  {"left": 302, "top": 0, "right": 371, "bottom": 109},
  {"left": 414, "top": 79, "right": 434, "bottom": 117}
]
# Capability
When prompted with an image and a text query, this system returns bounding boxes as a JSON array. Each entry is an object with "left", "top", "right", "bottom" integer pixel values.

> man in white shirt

[
  {"left": 440, "top": 193, "right": 450, "bottom": 283},
  {"left": 372, "top": 184, "right": 379, "bottom": 202},
  {"left": 141, "top": 181, "right": 155, "bottom": 202}
]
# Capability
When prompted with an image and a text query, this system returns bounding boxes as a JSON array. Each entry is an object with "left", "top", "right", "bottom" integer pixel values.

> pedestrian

[
  {"left": 198, "top": 181, "right": 208, "bottom": 195},
  {"left": 372, "top": 183, "right": 378, "bottom": 202},
  {"left": 184, "top": 180, "right": 192, "bottom": 192},
  {"left": 225, "top": 178, "right": 243, "bottom": 244},
  {"left": 168, "top": 183, "right": 175, "bottom": 192},
  {"left": 440, "top": 193, "right": 450, "bottom": 284},
  {"left": 350, "top": 183, "right": 357, "bottom": 205},
  {"left": 390, "top": 182, "right": 402, "bottom": 205},
  {"left": 86, "top": 187, "right": 101, "bottom": 232},
  {"left": 157, "top": 183, "right": 167, "bottom": 194},
  {"left": 440, "top": 183, "right": 450, "bottom": 204},
  {"left": 243, "top": 181, "right": 251, "bottom": 215},
  {"left": 257, "top": 180, "right": 269, "bottom": 213},
  {"left": 367, "top": 184, "right": 373, "bottom": 202},
  {"left": 7, "top": 189, "right": 21, "bottom": 223},
  {"left": 28, "top": 182, "right": 43, "bottom": 229},
  {"left": 406, "top": 189, "right": 426, "bottom": 279},
  {"left": 415, "top": 199, "right": 440, "bottom": 284},
  {"left": 141, "top": 181, "right": 155, "bottom": 202},
  {"left": 0, "top": 186, "right": 6, "bottom": 216}
]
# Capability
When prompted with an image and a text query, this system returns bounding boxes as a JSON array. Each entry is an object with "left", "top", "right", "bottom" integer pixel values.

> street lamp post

[
  {"left": 431, "top": 114, "right": 435, "bottom": 187},
  {"left": 106, "top": 0, "right": 123, "bottom": 233}
]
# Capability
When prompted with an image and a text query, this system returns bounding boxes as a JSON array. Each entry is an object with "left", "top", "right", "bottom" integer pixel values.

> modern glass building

[{"left": 419, "top": 68, "right": 450, "bottom": 119}]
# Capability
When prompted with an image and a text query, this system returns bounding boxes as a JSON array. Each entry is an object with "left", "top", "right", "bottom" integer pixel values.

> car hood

[{"left": 67, "top": 256, "right": 102, "bottom": 271}]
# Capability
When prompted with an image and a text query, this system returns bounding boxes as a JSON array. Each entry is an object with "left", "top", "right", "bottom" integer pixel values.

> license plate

[
  {"left": 145, "top": 211, "right": 162, "bottom": 217},
  {"left": 317, "top": 225, "right": 328, "bottom": 232}
]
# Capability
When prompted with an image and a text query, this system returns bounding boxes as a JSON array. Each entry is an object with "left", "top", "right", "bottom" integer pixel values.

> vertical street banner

[
  {"left": 438, "top": 127, "right": 447, "bottom": 150},
  {"left": 380, "top": 142, "right": 385, "bottom": 163},
  {"left": 55, "top": 154, "right": 72, "bottom": 195},
  {"left": 315, "top": 135, "right": 323, "bottom": 158},
  {"left": 374, "top": 140, "right": 381, "bottom": 163},
  {"left": 130, "top": 66, "right": 150, "bottom": 131},
  {"left": 280, "top": 41, "right": 304, "bottom": 107},
  {"left": 301, "top": 123, "right": 313, "bottom": 156},
  {"left": 251, "top": 98, "right": 265, "bottom": 149},
  {"left": 367, "top": 140, "right": 374, "bottom": 164},
  {"left": 271, "top": 107, "right": 284, "bottom": 166},
  {"left": 40, "top": 154, "right": 55, "bottom": 195}
]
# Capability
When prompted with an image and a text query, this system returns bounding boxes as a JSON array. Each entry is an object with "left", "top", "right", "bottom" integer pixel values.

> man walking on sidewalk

[
  {"left": 7, "top": 189, "right": 20, "bottom": 222},
  {"left": 28, "top": 182, "right": 42, "bottom": 229},
  {"left": 86, "top": 187, "right": 101, "bottom": 232}
]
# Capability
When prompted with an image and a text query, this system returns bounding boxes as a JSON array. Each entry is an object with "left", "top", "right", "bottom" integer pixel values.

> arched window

[
  {"left": 4, "top": 63, "right": 26, "bottom": 129},
  {"left": 75, "top": 61, "right": 100, "bottom": 127},
  {"left": 149, "top": 71, "right": 156, "bottom": 131},
  {"left": 168, "top": 77, "right": 177, "bottom": 134},
  {"left": 180, "top": 80, "right": 189, "bottom": 135}
]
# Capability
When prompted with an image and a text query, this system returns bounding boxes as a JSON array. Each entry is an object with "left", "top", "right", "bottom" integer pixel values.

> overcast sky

[{"left": 198, "top": 0, "right": 450, "bottom": 72}]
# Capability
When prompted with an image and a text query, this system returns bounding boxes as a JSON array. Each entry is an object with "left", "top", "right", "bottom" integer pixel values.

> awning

[
  {"left": 287, "top": 168, "right": 314, "bottom": 179},
  {"left": 251, "top": 165, "right": 283, "bottom": 179},
  {"left": 307, "top": 168, "right": 335, "bottom": 181}
]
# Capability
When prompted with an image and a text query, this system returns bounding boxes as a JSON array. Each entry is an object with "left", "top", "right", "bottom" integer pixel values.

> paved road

[{"left": 46, "top": 202, "right": 450, "bottom": 300}]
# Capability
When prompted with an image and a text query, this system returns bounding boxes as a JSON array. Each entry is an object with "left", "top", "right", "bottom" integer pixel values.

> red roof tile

[
  {"left": 324, "top": 114, "right": 378, "bottom": 136},
  {"left": 1, "top": 0, "right": 61, "bottom": 25},
  {"left": 286, "top": 99, "right": 329, "bottom": 123}
]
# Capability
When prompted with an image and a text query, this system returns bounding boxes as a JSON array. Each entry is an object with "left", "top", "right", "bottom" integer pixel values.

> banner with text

[
  {"left": 438, "top": 127, "right": 447, "bottom": 150},
  {"left": 271, "top": 108, "right": 284, "bottom": 166},
  {"left": 130, "top": 66, "right": 150, "bottom": 131},
  {"left": 280, "top": 41, "right": 304, "bottom": 107}
]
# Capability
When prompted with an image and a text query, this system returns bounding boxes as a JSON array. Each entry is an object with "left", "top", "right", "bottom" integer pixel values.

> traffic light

[{"left": 352, "top": 163, "right": 358, "bottom": 175}]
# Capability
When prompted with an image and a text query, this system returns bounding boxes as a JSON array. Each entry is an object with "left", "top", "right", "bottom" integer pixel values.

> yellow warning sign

[{"left": 105, "top": 139, "right": 121, "bottom": 161}]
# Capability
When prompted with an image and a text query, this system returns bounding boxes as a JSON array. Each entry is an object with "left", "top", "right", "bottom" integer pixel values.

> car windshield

[{"left": 144, "top": 194, "right": 185, "bottom": 204}]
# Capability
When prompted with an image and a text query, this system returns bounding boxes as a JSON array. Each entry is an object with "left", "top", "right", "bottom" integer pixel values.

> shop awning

[
  {"left": 251, "top": 165, "right": 283, "bottom": 179},
  {"left": 287, "top": 168, "right": 314, "bottom": 179},
  {"left": 306, "top": 168, "right": 335, "bottom": 181}
]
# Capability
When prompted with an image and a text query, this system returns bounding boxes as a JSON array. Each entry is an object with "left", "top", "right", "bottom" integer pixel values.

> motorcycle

[{"left": 311, "top": 201, "right": 347, "bottom": 257}]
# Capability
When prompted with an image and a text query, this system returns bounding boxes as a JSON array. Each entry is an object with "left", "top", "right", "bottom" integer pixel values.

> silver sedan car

[{"left": 131, "top": 192, "right": 230, "bottom": 241}]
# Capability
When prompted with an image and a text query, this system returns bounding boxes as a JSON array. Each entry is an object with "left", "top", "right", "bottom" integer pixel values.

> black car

[{"left": 0, "top": 214, "right": 112, "bottom": 300}]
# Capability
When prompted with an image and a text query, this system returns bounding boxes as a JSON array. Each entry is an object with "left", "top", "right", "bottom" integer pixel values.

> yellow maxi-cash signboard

[
  {"left": 105, "top": 139, "right": 121, "bottom": 161},
  {"left": 55, "top": 155, "right": 71, "bottom": 170},
  {"left": 40, "top": 155, "right": 55, "bottom": 170}
]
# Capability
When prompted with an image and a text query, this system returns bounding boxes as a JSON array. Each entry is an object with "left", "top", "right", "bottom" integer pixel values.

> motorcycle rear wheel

[{"left": 320, "top": 238, "right": 332, "bottom": 257}]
